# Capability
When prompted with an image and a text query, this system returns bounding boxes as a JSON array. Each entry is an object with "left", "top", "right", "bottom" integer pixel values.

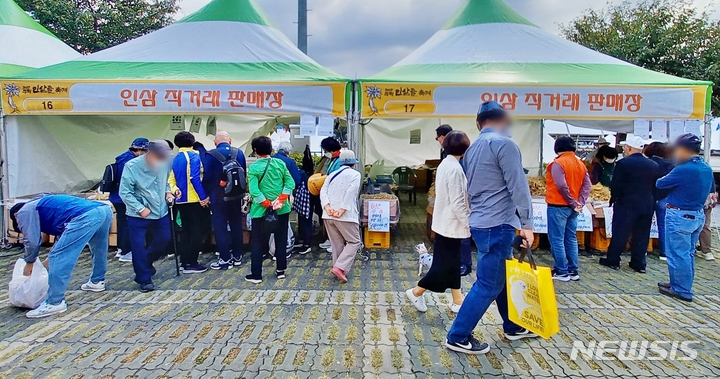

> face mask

[
  {"left": 324, "top": 152, "right": 332, "bottom": 158},
  {"left": 438, "top": 141, "right": 444, "bottom": 148},
  {"left": 604, "top": 158, "right": 616, "bottom": 164}
]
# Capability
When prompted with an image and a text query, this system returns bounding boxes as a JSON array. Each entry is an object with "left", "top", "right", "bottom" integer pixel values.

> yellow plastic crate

[{"left": 364, "top": 229, "right": 390, "bottom": 249}]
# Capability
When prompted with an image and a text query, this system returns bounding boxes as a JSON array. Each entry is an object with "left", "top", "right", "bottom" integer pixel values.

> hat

[
  {"left": 147, "top": 139, "right": 174, "bottom": 159},
  {"left": 596, "top": 136, "right": 609, "bottom": 146},
  {"left": 477, "top": 101, "right": 505, "bottom": 114},
  {"left": 674, "top": 133, "right": 702, "bottom": 152},
  {"left": 619, "top": 135, "right": 646, "bottom": 150},
  {"left": 130, "top": 138, "right": 149, "bottom": 150},
  {"left": 338, "top": 150, "right": 359, "bottom": 165}
]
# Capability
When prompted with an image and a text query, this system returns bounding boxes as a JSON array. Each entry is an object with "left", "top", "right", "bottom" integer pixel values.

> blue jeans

[
  {"left": 447, "top": 225, "right": 522, "bottom": 343},
  {"left": 655, "top": 199, "right": 668, "bottom": 254},
  {"left": 210, "top": 200, "right": 245, "bottom": 262},
  {"left": 47, "top": 206, "right": 113, "bottom": 305},
  {"left": 460, "top": 238, "right": 472, "bottom": 269},
  {"left": 547, "top": 206, "right": 579, "bottom": 275},
  {"left": 127, "top": 215, "right": 171, "bottom": 284},
  {"left": 665, "top": 208, "right": 704, "bottom": 299}
]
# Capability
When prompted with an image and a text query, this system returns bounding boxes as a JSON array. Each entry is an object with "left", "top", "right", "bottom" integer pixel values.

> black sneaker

[
  {"left": 658, "top": 251, "right": 667, "bottom": 261},
  {"left": 183, "top": 264, "right": 208, "bottom": 274},
  {"left": 568, "top": 271, "right": 580, "bottom": 281},
  {"left": 505, "top": 328, "right": 539, "bottom": 341},
  {"left": 232, "top": 256, "right": 243, "bottom": 266},
  {"left": 245, "top": 275, "right": 262, "bottom": 284},
  {"left": 598, "top": 257, "right": 620, "bottom": 270},
  {"left": 210, "top": 259, "right": 232, "bottom": 270},
  {"left": 276, "top": 270, "right": 286, "bottom": 279},
  {"left": 445, "top": 336, "right": 490, "bottom": 355},
  {"left": 551, "top": 270, "right": 570, "bottom": 282},
  {"left": 459, "top": 264, "right": 472, "bottom": 277},
  {"left": 140, "top": 282, "right": 155, "bottom": 293}
]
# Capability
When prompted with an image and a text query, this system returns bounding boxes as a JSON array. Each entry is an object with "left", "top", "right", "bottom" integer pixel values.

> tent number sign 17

[{"left": 368, "top": 200, "right": 391, "bottom": 232}]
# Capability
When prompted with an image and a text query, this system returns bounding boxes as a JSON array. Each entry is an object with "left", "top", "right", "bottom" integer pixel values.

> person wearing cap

[
  {"left": 320, "top": 150, "right": 362, "bottom": 283},
  {"left": 120, "top": 140, "right": 176, "bottom": 293},
  {"left": 546, "top": 136, "right": 591, "bottom": 282},
  {"left": 110, "top": 137, "right": 149, "bottom": 263},
  {"left": 445, "top": 101, "right": 538, "bottom": 356},
  {"left": 245, "top": 136, "right": 296, "bottom": 284},
  {"left": 9, "top": 195, "right": 113, "bottom": 318},
  {"left": 585, "top": 136, "right": 610, "bottom": 163},
  {"left": 656, "top": 133, "right": 714, "bottom": 301},
  {"left": 599, "top": 135, "right": 660, "bottom": 273},
  {"left": 168, "top": 131, "right": 209, "bottom": 274}
]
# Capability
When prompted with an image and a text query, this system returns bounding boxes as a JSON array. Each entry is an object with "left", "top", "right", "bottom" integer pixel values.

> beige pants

[
  {"left": 325, "top": 219, "right": 362, "bottom": 272},
  {"left": 700, "top": 207, "right": 713, "bottom": 253}
]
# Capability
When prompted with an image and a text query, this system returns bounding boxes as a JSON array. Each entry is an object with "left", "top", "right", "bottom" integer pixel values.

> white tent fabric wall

[
  {"left": 362, "top": 118, "right": 542, "bottom": 173},
  {"left": 4, "top": 114, "right": 276, "bottom": 198}
]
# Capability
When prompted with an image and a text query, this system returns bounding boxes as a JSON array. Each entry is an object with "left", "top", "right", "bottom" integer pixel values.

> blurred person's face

[
  {"left": 674, "top": 146, "right": 695, "bottom": 162},
  {"left": 436, "top": 134, "right": 445, "bottom": 147},
  {"left": 145, "top": 151, "right": 169, "bottom": 170},
  {"left": 477, "top": 116, "right": 511, "bottom": 133}
]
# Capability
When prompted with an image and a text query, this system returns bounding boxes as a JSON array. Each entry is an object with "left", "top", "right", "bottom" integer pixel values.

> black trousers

[
  {"left": 176, "top": 202, "right": 209, "bottom": 266},
  {"left": 606, "top": 206, "right": 653, "bottom": 269},
  {"left": 250, "top": 212, "right": 289, "bottom": 278},
  {"left": 111, "top": 201, "right": 131, "bottom": 254}
]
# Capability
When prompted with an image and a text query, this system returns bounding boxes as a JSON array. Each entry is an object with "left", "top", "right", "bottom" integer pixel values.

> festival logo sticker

[
  {"left": 366, "top": 86, "right": 381, "bottom": 116},
  {"left": 3, "top": 83, "right": 20, "bottom": 114}
]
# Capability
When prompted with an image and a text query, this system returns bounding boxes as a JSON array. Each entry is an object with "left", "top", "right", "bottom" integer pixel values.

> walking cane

[{"left": 167, "top": 198, "right": 181, "bottom": 276}]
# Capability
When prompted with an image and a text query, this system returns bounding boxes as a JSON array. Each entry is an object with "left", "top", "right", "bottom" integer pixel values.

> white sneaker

[
  {"left": 114, "top": 249, "right": 123, "bottom": 258},
  {"left": 118, "top": 252, "right": 132, "bottom": 262},
  {"left": 405, "top": 289, "right": 427, "bottom": 312},
  {"left": 26, "top": 301, "right": 67, "bottom": 318},
  {"left": 699, "top": 252, "right": 716, "bottom": 261},
  {"left": 326, "top": 246, "right": 333, "bottom": 253},
  {"left": 80, "top": 280, "right": 106, "bottom": 292},
  {"left": 450, "top": 303, "right": 462, "bottom": 313},
  {"left": 319, "top": 240, "right": 332, "bottom": 249}
]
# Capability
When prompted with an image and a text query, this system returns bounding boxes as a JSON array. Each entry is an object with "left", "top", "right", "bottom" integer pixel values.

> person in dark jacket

[
  {"left": 436, "top": 124, "right": 453, "bottom": 160},
  {"left": 599, "top": 136, "right": 660, "bottom": 273},
  {"left": 293, "top": 145, "right": 315, "bottom": 254},
  {"left": 203, "top": 131, "right": 247, "bottom": 270},
  {"left": 110, "top": 138, "right": 148, "bottom": 263},
  {"left": 590, "top": 145, "right": 618, "bottom": 187},
  {"left": 644, "top": 142, "right": 675, "bottom": 260}
]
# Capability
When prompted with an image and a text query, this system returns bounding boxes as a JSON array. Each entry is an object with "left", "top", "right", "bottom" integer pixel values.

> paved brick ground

[{"left": 0, "top": 198, "right": 719, "bottom": 378}]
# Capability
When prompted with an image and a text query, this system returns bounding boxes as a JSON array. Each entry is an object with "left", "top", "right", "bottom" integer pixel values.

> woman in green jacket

[{"left": 245, "top": 136, "right": 296, "bottom": 284}]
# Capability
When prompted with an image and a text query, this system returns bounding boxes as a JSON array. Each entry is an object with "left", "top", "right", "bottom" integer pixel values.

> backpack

[
  {"left": 209, "top": 148, "right": 246, "bottom": 201},
  {"left": 100, "top": 163, "right": 119, "bottom": 193}
]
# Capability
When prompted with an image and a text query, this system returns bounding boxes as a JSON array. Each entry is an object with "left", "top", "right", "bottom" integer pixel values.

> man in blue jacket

[
  {"left": 657, "top": 134, "right": 714, "bottom": 302},
  {"left": 204, "top": 131, "right": 247, "bottom": 270},
  {"left": 10, "top": 195, "right": 113, "bottom": 318},
  {"left": 110, "top": 138, "right": 148, "bottom": 263}
]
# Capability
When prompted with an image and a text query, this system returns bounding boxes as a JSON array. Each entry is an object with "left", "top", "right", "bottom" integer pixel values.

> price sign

[{"left": 368, "top": 200, "right": 390, "bottom": 232}]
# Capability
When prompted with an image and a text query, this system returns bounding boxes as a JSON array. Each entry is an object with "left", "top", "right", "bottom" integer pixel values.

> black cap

[{"left": 674, "top": 133, "right": 702, "bottom": 153}]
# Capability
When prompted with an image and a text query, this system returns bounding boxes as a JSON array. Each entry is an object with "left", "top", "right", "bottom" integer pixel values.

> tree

[
  {"left": 560, "top": 0, "right": 720, "bottom": 115},
  {"left": 18, "top": 0, "right": 179, "bottom": 54}
]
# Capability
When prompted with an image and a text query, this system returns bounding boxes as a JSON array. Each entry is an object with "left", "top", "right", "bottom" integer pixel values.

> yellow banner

[
  {"left": 362, "top": 83, "right": 707, "bottom": 119},
  {"left": 1, "top": 81, "right": 347, "bottom": 116}
]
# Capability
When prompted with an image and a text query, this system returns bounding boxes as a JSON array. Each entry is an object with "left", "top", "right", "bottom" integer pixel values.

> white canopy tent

[
  {"left": 1, "top": 0, "right": 348, "bottom": 198},
  {"left": 354, "top": 0, "right": 712, "bottom": 171}
]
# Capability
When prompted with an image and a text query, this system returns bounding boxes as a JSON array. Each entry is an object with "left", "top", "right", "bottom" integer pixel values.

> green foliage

[
  {"left": 560, "top": 0, "right": 720, "bottom": 114},
  {"left": 289, "top": 152, "right": 321, "bottom": 168},
  {"left": 18, "top": 0, "right": 179, "bottom": 54}
]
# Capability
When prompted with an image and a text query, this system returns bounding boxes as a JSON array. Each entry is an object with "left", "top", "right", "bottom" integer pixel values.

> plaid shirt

[{"left": 292, "top": 180, "right": 311, "bottom": 218}]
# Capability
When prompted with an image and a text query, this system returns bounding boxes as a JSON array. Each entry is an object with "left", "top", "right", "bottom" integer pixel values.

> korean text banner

[
  {"left": 1, "top": 81, "right": 347, "bottom": 116},
  {"left": 362, "top": 83, "right": 707, "bottom": 120}
]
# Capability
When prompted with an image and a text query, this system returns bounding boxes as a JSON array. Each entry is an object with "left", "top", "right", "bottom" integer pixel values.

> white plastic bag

[{"left": 8, "top": 259, "right": 49, "bottom": 309}]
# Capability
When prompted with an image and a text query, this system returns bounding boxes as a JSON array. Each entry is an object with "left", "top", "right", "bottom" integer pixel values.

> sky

[{"left": 177, "top": 0, "right": 718, "bottom": 78}]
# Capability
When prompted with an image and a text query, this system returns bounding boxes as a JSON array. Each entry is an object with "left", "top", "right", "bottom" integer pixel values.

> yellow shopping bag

[{"left": 506, "top": 245, "right": 560, "bottom": 339}]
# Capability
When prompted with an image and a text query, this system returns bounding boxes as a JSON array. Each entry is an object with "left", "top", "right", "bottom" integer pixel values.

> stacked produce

[
  {"left": 527, "top": 176, "right": 547, "bottom": 197},
  {"left": 589, "top": 184, "right": 611, "bottom": 202}
]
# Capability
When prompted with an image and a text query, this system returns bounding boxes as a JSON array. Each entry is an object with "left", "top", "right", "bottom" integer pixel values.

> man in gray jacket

[{"left": 445, "top": 101, "right": 538, "bottom": 355}]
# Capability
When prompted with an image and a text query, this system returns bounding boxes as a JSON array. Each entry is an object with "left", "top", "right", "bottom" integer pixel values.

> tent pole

[
  {"left": 0, "top": 111, "right": 7, "bottom": 240},
  {"left": 704, "top": 112, "right": 712, "bottom": 163},
  {"left": 539, "top": 120, "right": 545, "bottom": 176},
  {"left": 348, "top": 80, "right": 359, "bottom": 156}
]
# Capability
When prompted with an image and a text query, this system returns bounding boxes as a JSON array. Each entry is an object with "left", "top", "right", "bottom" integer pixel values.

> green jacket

[{"left": 248, "top": 157, "right": 296, "bottom": 218}]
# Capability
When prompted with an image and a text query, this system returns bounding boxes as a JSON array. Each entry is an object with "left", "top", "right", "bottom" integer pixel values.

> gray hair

[{"left": 277, "top": 141, "right": 292, "bottom": 154}]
